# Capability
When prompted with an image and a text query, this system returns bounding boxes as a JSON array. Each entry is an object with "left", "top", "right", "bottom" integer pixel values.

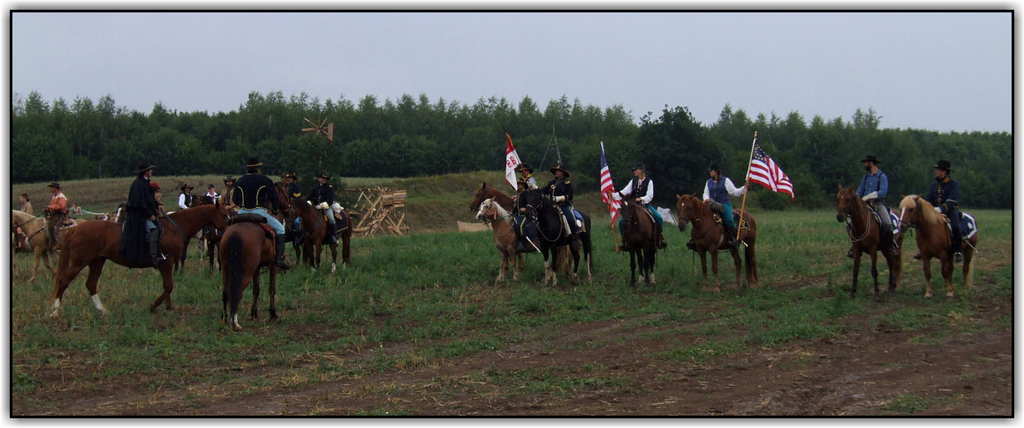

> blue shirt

[{"left": 856, "top": 170, "right": 888, "bottom": 199}]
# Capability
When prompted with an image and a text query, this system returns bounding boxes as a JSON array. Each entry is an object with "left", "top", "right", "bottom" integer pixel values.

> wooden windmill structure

[{"left": 301, "top": 116, "right": 335, "bottom": 171}]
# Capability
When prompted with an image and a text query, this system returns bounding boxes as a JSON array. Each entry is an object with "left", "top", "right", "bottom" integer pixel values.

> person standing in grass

[
  {"left": 178, "top": 183, "right": 195, "bottom": 210},
  {"left": 203, "top": 184, "right": 220, "bottom": 204}
]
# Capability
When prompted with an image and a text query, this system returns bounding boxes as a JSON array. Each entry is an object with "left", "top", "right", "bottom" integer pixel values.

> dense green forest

[{"left": 11, "top": 91, "right": 1011, "bottom": 209}]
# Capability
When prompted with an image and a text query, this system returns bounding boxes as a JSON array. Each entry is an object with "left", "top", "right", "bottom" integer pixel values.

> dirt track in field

[{"left": 16, "top": 262, "right": 1011, "bottom": 417}]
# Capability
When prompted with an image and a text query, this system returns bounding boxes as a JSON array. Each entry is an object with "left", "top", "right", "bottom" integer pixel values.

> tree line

[{"left": 12, "top": 91, "right": 1011, "bottom": 209}]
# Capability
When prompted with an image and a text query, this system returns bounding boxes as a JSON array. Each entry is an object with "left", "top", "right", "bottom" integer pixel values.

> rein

[{"left": 843, "top": 196, "right": 872, "bottom": 244}]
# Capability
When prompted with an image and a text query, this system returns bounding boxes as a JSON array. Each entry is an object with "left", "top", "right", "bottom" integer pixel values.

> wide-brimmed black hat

[
  {"left": 246, "top": 158, "right": 263, "bottom": 169},
  {"left": 933, "top": 160, "right": 952, "bottom": 173},
  {"left": 861, "top": 155, "right": 881, "bottom": 164},
  {"left": 632, "top": 163, "right": 646, "bottom": 172},
  {"left": 135, "top": 162, "right": 156, "bottom": 174},
  {"left": 316, "top": 172, "right": 331, "bottom": 180},
  {"left": 518, "top": 164, "right": 534, "bottom": 174},
  {"left": 283, "top": 172, "right": 298, "bottom": 180},
  {"left": 47, "top": 182, "right": 60, "bottom": 189},
  {"left": 224, "top": 176, "right": 236, "bottom": 184},
  {"left": 549, "top": 163, "right": 571, "bottom": 177},
  {"left": 180, "top": 183, "right": 194, "bottom": 191},
  {"left": 707, "top": 164, "right": 721, "bottom": 173}
]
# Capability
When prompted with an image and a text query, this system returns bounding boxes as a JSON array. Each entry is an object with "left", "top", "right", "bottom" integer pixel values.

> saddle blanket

[
  {"left": 950, "top": 212, "right": 978, "bottom": 240},
  {"left": 872, "top": 210, "right": 901, "bottom": 235}
]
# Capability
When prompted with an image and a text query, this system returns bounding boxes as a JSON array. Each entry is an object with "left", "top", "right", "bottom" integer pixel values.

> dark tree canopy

[{"left": 11, "top": 92, "right": 1011, "bottom": 209}]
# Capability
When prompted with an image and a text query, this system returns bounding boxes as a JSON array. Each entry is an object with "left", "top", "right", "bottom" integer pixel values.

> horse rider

[
  {"left": 517, "top": 164, "right": 539, "bottom": 191},
  {"left": 282, "top": 172, "right": 303, "bottom": 242},
  {"left": 924, "top": 160, "right": 964, "bottom": 263},
  {"left": 123, "top": 162, "right": 164, "bottom": 265},
  {"left": 541, "top": 163, "right": 579, "bottom": 240},
  {"left": 19, "top": 193, "right": 33, "bottom": 215},
  {"left": 178, "top": 183, "right": 196, "bottom": 210},
  {"left": 702, "top": 164, "right": 747, "bottom": 249},
  {"left": 204, "top": 184, "right": 220, "bottom": 204},
  {"left": 307, "top": 172, "right": 338, "bottom": 244},
  {"left": 847, "top": 155, "right": 895, "bottom": 258},
  {"left": 43, "top": 182, "right": 70, "bottom": 249},
  {"left": 232, "top": 158, "right": 291, "bottom": 270},
  {"left": 221, "top": 176, "right": 237, "bottom": 208},
  {"left": 614, "top": 163, "right": 666, "bottom": 249}
]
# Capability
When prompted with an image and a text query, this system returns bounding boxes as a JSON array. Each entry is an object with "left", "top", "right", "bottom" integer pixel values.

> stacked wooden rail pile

[{"left": 348, "top": 186, "right": 410, "bottom": 237}]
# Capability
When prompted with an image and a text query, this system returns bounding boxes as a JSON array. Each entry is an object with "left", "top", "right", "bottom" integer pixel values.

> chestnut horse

[
  {"left": 12, "top": 210, "right": 56, "bottom": 282},
  {"left": 470, "top": 182, "right": 517, "bottom": 213},
  {"left": 898, "top": 195, "right": 978, "bottom": 298},
  {"left": 476, "top": 198, "right": 523, "bottom": 282},
  {"left": 220, "top": 216, "right": 279, "bottom": 331},
  {"left": 835, "top": 187, "right": 902, "bottom": 299},
  {"left": 49, "top": 203, "right": 231, "bottom": 318},
  {"left": 675, "top": 194, "right": 758, "bottom": 291},
  {"left": 619, "top": 200, "right": 658, "bottom": 287},
  {"left": 290, "top": 197, "right": 337, "bottom": 272}
]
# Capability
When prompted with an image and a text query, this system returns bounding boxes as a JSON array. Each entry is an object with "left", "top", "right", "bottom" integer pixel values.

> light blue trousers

[{"left": 237, "top": 208, "right": 285, "bottom": 235}]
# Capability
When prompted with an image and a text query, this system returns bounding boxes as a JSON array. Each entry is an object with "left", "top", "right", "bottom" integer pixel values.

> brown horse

[
  {"left": 193, "top": 195, "right": 223, "bottom": 271},
  {"left": 12, "top": 210, "right": 56, "bottom": 282},
  {"left": 220, "top": 216, "right": 279, "bottom": 331},
  {"left": 618, "top": 200, "right": 658, "bottom": 287},
  {"left": 290, "top": 197, "right": 339, "bottom": 272},
  {"left": 898, "top": 195, "right": 977, "bottom": 298},
  {"left": 49, "top": 203, "right": 231, "bottom": 318},
  {"left": 835, "top": 187, "right": 902, "bottom": 299},
  {"left": 470, "top": 182, "right": 517, "bottom": 213},
  {"left": 675, "top": 194, "right": 758, "bottom": 291},
  {"left": 476, "top": 197, "right": 523, "bottom": 282}
]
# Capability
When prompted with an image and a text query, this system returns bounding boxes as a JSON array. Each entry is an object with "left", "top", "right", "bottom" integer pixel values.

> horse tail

[
  {"left": 224, "top": 233, "right": 244, "bottom": 317},
  {"left": 582, "top": 214, "right": 593, "bottom": 273},
  {"left": 964, "top": 247, "right": 976, "bottom": 290}
]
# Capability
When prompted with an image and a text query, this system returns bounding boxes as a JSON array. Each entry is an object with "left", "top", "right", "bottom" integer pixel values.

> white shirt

[
  {"left": 703, "top": 177, "right": 746, "bottom": 202},
  {"left": 178, "top": 193, "right": 190, "bottom": 210},
  {"left": 614, "top": 177, "right": 654, "bottom": 205}
]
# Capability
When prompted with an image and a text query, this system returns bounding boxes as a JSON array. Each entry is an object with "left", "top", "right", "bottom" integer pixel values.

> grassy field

[{"left": 10, "top": 204, "right": 1011, "bottom": 416}]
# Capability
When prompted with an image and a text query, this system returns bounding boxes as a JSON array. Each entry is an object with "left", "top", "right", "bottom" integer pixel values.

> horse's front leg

[
  {"left": 851, "top": 252, "right": 861, "bottom": 298},
  {"left": 922, "top": 257, "right": 934, "bottom": 298},
  {"left": 941, "top": 255, "right": 955, "bottom": 297},
  {"left": 710, "top": 250, "right": 721, "bottom": 292},
  {"left": 250, "top": 269, "right": 261, "bottom": 320},
  {"left": 269, "top": 266, "right": 278, "bottom": 321},
  {"left": 729, "top": 247, "right": 742, "bottom": 289}
]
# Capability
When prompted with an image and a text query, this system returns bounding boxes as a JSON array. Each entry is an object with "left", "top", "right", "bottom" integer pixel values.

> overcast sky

[{"left": 12, "top": 12, "right": 1011, "bottom": 132}]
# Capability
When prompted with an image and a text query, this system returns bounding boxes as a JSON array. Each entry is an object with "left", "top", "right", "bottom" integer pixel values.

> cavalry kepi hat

[
  {"left": 283, "top": 172, "right": 298, "bottom": 179},
  {"left": 549, "top": 163, "right": 570, "bottom": 177},
  {"left": 135, "top": 162, "right": 156, "bottom": 174},
  {"left": 861, "top": 155, "right": 881, "bottom": 164},
  {"left": 933, "top": 160, "right": 952, "bottom": 173},
  {"left": 246, "top": 158, "right": 263, "bottom": 168},
  {"left": 47, "top": 182, "right": 60, "bottom": 189}
]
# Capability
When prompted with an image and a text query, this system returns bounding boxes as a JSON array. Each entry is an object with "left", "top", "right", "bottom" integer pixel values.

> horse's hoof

[
  {"left": 331, "top": 263, "right": 337, "bottom": 274},
  {"left": 946, "top": 292, "right": 955, "bottom": 298},
  {"left": 232, "top": 324, "right": 243, "bottom": 331},
  {"left": 48, "top": 311, "right": 60, "bottom": 319},
  {"left": 924, "top": 292, "right": 933, "bottom": 298}
]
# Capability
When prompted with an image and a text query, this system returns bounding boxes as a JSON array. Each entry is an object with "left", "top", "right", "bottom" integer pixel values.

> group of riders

[
  {"left": 29, "top": 152, "right": 968, "bottom": 273},
  {"left": 505, "top": 154, "right": 967, "bottom": 262}
]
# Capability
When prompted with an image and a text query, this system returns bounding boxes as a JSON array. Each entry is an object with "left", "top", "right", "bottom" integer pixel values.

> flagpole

[{"left": 736, "top": 131, "right": 757, "bottom": 243}]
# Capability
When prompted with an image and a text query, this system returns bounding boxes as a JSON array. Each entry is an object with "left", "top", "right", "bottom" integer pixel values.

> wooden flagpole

[{"left": 736, "top": 131, "right": 757, "bottom": 242}]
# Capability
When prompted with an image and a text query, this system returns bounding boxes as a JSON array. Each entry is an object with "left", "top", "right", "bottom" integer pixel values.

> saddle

[{"left": 228, "top": 214, "right": 275, "bottom": 239}]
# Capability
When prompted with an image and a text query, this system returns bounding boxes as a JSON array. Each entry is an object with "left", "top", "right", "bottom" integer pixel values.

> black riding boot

[
  {"left": 656, "top": 222, "right": 667, "bottom": 249},
  {"left": 724, "top": 226, "right": 737, "bottom": 248},
  {"left": 148, "top": 229, "right": 164, "bottom": 266},
  {"left": 275, "top": 236, "right": 291, "bottom": 270}
]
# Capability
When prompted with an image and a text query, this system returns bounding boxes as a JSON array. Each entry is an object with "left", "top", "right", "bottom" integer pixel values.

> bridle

[{"left": 840, "top": 192, "right": 872, "bottom": 244}]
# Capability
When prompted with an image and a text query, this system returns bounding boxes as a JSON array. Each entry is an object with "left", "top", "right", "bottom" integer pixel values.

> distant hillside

[{"left": 12, "top": 171, "right": 609, "bottom": 233}]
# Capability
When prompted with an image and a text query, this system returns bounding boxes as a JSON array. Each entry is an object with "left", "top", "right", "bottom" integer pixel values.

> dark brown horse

[
  {"left": 470, "top": 182, "right": 517, "bottom": 213},
  {"left": 194, "top": 195, "right": 223, "bottom": 271},
  {"left": 898, "top": 195, "right": 977, "bottom": 298},
  {"left": 49, "top": 203, "right": 231, "bottom": 318},
  {"left": 675, "top": 194, "right": 758, "bottom": 291},
  {"left": 618, "top": 200, "right": 658, "bottom": 287},
  {"left": 835, "top": 187, "right": 902, "bottom": 299},
  {"left": 290, "top": 196, "right": 339, "bottom": 272},
  {"left": 220, "top": 216, "right": 279, "bottom": 331}
]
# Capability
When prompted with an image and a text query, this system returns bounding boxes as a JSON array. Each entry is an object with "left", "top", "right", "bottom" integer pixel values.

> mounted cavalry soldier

[
  {"left": 541, "top": 163, "right": 579, "bottom": 239},
  {"left": 44, "top": 182, "right": 70, "bottom": 249},
  {"left": 122, "top": 162, "right": 164, "bottom": 266},
  {"left": 232, "top": 158, "right": 291, "bottom": 270},
  {"left": 282, "top": 172, "right": 303, "bottom": 200},
  {"left": 178, "top": 183, "right": 196, "bottom": 210},
  {"left": 615, "top": 164, "right": 666, "bottom": 249},
  {"left": 517, "top": 164, "right": 538, "bottom": 191},
  {"left": 308, "top": 172, "right": 338, "bottom": 244},
  {"left": 850, "top": 155, "right": 896, "bottom": 258},
  {"left": 924, "top": 160, "right": 964, "bottom": 263},
  {"left": 702, "top": 164, "right": 747, "bottom": 249}
]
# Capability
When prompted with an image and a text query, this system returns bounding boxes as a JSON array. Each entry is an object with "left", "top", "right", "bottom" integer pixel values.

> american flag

[
  {"left": 748, "top": 140, "right": 795, "bottom": 199},
  {"left": 599, "top": 142, "right": 621, "bottom": 224}
]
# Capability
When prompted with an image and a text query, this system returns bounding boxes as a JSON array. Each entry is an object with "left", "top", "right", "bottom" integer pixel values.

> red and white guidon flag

[{"left": 504, "top": 133, "right": 523, "bottom": 191}]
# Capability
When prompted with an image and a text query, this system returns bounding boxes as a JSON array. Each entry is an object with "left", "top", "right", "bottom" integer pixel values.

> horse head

[
  {"left": 898, "top": 195, "right": 922, "bottom": 229},
  {"left": 835, "top": 185, "right": 860, "bottom": 223},
  {"left": 211, "top": 199, "right": 231, "bottom": 231},
  {"left": 476, "top": 198, "right": 497, "bottom": 223},
  {"left": 274, "top": 183, "right": 296, "bottom": 219},
  {"left": 675, "top": 194, "right": 702, "bottom": 232},
  {"left": 470, "top": 182, "right": 491, "bottom": 212}
]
